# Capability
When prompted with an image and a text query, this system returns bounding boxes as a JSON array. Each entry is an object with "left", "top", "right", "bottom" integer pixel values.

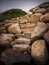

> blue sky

[{"left": 0, "top": 0, "right": 49, "bottom": 12}]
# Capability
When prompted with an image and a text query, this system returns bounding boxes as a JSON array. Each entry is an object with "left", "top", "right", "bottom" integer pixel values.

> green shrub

[{"left": 0, "top": 9, "right": 26, "bottom": 22}]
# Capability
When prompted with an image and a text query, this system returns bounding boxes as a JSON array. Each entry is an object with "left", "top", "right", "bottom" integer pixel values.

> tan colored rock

[
  {"left": 34, "top": 13, "right": 42, "bottom": 16},
  {"left": 19, "top": 19, "right": 28, "bottom": 24},
  {"left": 15, "top": 34, "right": 25, "bottom": 38},
  {"left": 0, "top": 26, "right": 7, "bottom": 33},
  {"left": 24, "top": 32, "right": 31, "bottom": 39},
  {"left": 31, "top": 40, "right": 48, "bottom": 65},
  {"left": 46, "top": 23, "right": 49, "bottom": 30},
  {"left": 35, "top": 8, "right": 46, "bottom": 14},
  {"left": 4, "top": 22, "right": 14, "bottom": 28},
  {"left": 20, "top": 23, "right": 36, "bottom": 29},
  {"left": 15, "top": 32, "right": 31, "bottom": 39},
  {"left": 8, "top": 23, "right": 21, "bottom": 34},
  {"left": 3, "top": 20, "right": 11, "bottom": 25},
  {"left": 47, "top": 7, "right": 49, "bottom": 12},
  {"left": 12, "top": 44, "right": 30, "bottom": 52},
  {"left": 31, "top": 22, "right": 47, "bottom": 41},
  {"left": 21, "top": 28, "right": 34, "bottom": 33},
  {"left": 34, "top": 13, "right": 42, "bottom": 21},
  {"left": 44, "top": 31, "right": 49, "bottom": 44},
  {"left": 40, "top": 13, "right": 49, "bottom": 23},
  {"left": 13, "top": 37, "right": 31, "bottom": 45},
  {"left": 0, "top": 34, "right": 15, "bottom": 45},
  {"left": 27, "top": 12, "right": 33, "bottom": 16},
  {"left": 32, "top": 7, "right": 40, "bottom": 13},
  {"left": 30, "top": 15, "right": 40, "bottom": 23}
]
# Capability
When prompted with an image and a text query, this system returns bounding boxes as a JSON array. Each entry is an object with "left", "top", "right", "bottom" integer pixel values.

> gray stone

[{"left": 1, "top": 48, "right": 32, "bottom": 65}]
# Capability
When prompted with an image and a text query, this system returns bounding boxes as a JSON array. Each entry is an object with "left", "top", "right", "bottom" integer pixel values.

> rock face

[
  {"left": 35, "top": 8, "right": 46, "bottom": 14},
  {"left": 29, "top": 2, "right": 49, "bottom": 14},
  {"left": 0, "top": 34, "right": 15, "bottom": 46},
  {"left": 31, "top": 22, "right": 47, "bottom": 41},
  {"left": 44, "top": 31, "right": 49, "bottom": 44},
  {"left": 31, "top": 40, "right": 48, "bottom": 65},
  {"left": 8, "top": 23, "right": 21, "bottom": 34},
  {"left": 1, "top": 49, "right": 32, "bottom": 65},
  {"left": 40, "top": 13, "right": 49, "bottom": 23}
]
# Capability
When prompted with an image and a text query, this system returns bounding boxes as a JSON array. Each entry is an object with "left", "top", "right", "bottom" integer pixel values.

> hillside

[{"left": 0, "top": 9, "right": 27, "bottom": 22}]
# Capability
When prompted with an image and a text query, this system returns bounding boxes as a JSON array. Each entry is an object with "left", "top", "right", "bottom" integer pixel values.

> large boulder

[
  {"left": 31, "top": 40, "right": 48, "bottom": 65},
  {"left": 34, "top": 13, "right": 42, "bottom": 19},
  {"left": 44, "top": 31, "right": 49, "bottom": 45},
  {"left": 31, "top": 22, "right": 47, "bottom": 42},
  {"left": 40, "top": 13, "right": 49, "bottom": 23},
  {"left": 8, "top": 23, "right": 21, "bottom": 34},
  {"left": 30, "top": 15, "right": 40, "bottom": 23},
  {"left": 1, "top": 48, "right": 32, "bottom": 65},
  {"left": 0, "top": 34, "right": 15, "bottom": 46}
]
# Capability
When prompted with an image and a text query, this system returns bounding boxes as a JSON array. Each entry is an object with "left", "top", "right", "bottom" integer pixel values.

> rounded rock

[{"left": 31, "top": 40, "right": 48, "bottom": 65}]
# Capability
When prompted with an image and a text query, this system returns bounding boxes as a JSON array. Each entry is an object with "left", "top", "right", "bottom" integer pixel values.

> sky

[{"left": 0, "top": 0, "right": 49, "bottom": 12}]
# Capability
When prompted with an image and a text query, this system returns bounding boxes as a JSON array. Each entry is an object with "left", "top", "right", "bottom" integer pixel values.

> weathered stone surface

[
  {"left": 34, "top": 13, "right": 42, "bottom": 18},
  {"left": 30, "top": 15, "right": 40, "bottom": 23},
  {"left": 1, "top": 48, "right": 32, "bottom": 65},
  {"left": 3, "top": 20, "right": 11, "bottom": 25},
  {"left": 12, "top": 37, "right": 31, "bottom": 45},
  {"left": 15, "top": 34, "right": 25, "bottom": 38},
  {"left": 31, "top": 40, "right": 48, "bottom": 65},
  {"left": 0, "top": 26, "right": 7, "bottom": 34},
  {"left": 24, "top": 32, "right": 31, "bottom": 39},
  {"left": 46, "top": 23, "right": 49, "bottom": 30},
  {"left": 40, "top": 13, "right": 49, "bottom": 23},
  {"left": 4, "top": 22, "right": 14, "bottom": 28},
  {"left": 35, "top": 8, "right": 46, "bottom": 14},
  {"left": 0, "top": 26, "right": 7, "bottom": 33},
  {"left": 0, "top": 34, "right": 15, "bottom": 46},
  {"left": 47, "top": 7, "right": 49, "bottom": 12},
  {"left": 44, "top": 31, "right": 49, "bottom": 44},
  {"left": 27, "top": 12, "right": 33, "bottom": 16},
  {"left": 12, "top": 44, "right": 30, "bottom": 52},
  {"left": 8, "top": 23, "right": 21, "bottom": 34},
  {"left": 15, "top": 32, "right": 31, "bottom": 39},
  {"left": 20, "top": 23, "right": 35, "bottom": 29},
  {"left": 21, "top": 28, "right": 34, "bottom": 33},
  {"left": 31, "top": 22, "right": 47, "bottom": 41}
]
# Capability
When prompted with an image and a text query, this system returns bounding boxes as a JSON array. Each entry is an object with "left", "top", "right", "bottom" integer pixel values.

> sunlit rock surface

[{"left": 31, "top": 40, "right": 48, "bottom": 65}]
